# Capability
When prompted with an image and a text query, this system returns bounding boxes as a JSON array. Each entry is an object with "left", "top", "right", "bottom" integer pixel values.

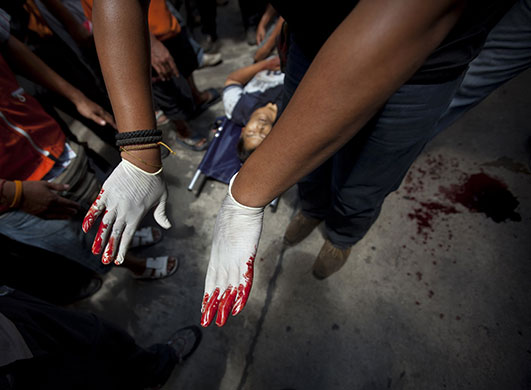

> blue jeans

[
  {"left": 283, "top": 40, "right": 463, "bottom": 248},
  {"left": 0, "top": 211, "right": 109, "bottom": 274},
  {"left": 436, "top": 0, "right": 531, "bottom": 132}
]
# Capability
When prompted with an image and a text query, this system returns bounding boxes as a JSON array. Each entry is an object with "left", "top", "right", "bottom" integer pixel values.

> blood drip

[{"left": 232, "top": 255, "right": 255, "bottom": 316}]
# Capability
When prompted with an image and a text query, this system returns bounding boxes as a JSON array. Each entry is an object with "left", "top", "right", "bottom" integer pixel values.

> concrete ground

[{"left": 73, "top": 3, "right": 531, "bottom": 389}]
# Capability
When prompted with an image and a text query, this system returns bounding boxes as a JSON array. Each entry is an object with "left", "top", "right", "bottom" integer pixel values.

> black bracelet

[
  {"left": 115, "top": 129, "right": 162, "bottom": 140},
  {"left": 116, "top": 136, "right": 163, "bottom": 146}
]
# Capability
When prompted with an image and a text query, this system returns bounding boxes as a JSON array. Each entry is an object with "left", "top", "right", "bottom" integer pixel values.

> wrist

[
  {"left": 0, "top": 180, "right": 14, "bottom": 205},
  {"left": 68, "top": 89, "right": 85, "bottom": 106},
  {"left": 121, "top": 148, "right": 162, "bottom": 173},
  {"left": 229, "top": 174, "right": 267, "bottom": 209}
]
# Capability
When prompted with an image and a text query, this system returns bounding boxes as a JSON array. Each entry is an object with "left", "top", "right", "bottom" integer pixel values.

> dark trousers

[
  {"left": 197, "top": 0, "right": 217, "bottom": 39},
  {"left": 238, "top": 0, "right": 267, "bottom": 29},
  {"left": 282, "top": 40, "right": 463, "bottom": 249},
  {"left": 0, "top": 288, "right": 177, "bottom": 390},
  {"left": 152, "top": 29, "right": 200, "bottom": 120}
]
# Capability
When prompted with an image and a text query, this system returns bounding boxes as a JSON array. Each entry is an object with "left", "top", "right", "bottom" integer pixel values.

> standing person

[
  {"left": 82, "top": 0, "right": 514, "bottom": 328},
  {"left": 200, "top": 0, "right": 517, "bottom": 327}
]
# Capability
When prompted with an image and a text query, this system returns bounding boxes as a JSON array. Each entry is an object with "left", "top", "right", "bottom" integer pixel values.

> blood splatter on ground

[
  {"left": 401, "top": 154, "right": 521, "bottom": 246},
  {"left": 440, "top": 172, "right": 521, "bottom": 223},
  {"left": 407, "top": 202, "right": 459, "bottom": 241}
]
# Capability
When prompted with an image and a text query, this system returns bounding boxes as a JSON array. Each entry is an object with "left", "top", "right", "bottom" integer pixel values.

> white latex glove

[
  {"left": 82, "top": 159, "right": 171, "bottom": 265},
  {"left": 201, "top": 174, "right": 264, "bottom": 327}
]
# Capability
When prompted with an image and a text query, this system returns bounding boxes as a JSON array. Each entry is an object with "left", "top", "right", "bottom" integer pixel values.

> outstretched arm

[
  {"left": 82, "top": 0, "right": 171, "bottom": 266},
  {"left": 201, "top": 0, "right": 466, "bottom": 327},
  {"left": 3, "top": 35, "right": 115, "bottom": 127},
  {"left": 234, "top": 0, "right": 465, "bottom": 206},
  {"left": 225, "top": 56, "right": 280, "bottom": 87}
]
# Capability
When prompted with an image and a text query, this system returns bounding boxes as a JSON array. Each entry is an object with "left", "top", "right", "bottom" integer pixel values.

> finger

[
  {"left": 105, "top": 114, "right": 117, "bottom": 129},
  {"left": 200, "top": 287, "right": 221, "bottom": 328},
  {"left": 168, "top": 58, "right": 179, "bottom": 78},
  {"left": 46, "top": 182, "right": 70, "bottom": 191},
  {"left": 215, "top": 260, "right": 240, "bottom": 327},
  {"left": 153, "top": 62, "right": 164, "bottom": 78},
  {"left": 153, "top": 190, "right": 171, "bottom": 229},
  {"left": 82, "top": 188, "right": 106, "bottom": 232},
  {"left": 54, "top": 196, "right": 81, "bottom": 210},
  {"left": 115, "top": 224, "right": 136, "bottom": 265},
  {"left": 232, "top": 252, "right": 256, "bottom": 316},
  {"left": 89, "top": 112, "right": 107, "bottom": 126},
  {"left": 92, "top": 210, "right": 115, "bottom": 255},
  {"left": 159, "top": 61, "right": 171, "bottom": 81},
  {"left": 215, "top": 285, "right": 237, "bottom": 327},
  {"left": 102, "top": 220, "right": 125, "bottom": 265}
]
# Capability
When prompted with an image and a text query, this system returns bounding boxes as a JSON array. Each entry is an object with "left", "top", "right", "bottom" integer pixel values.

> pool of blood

[{"left": 440, "top": 173, "right": 521, "bottom": 222}]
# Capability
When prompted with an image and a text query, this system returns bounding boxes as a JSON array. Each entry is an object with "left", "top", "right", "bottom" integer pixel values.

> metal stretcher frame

[{"left": 188, "top": 117, "right": 279, "bottom": 210}]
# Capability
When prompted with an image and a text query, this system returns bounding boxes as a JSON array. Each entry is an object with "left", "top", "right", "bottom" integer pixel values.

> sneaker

[
  {"left": 283, "top": 211, "right": 322, "bottom": 246},
  {"left": 312, "top": 239, "right": 352, "bottom": 280},
  {"left": 200, "top": 52, "right": 222, "bottom": 68}
]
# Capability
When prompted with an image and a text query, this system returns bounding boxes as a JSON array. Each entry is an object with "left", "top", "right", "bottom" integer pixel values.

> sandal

[
  {"left": 175, "top": 132, "right": 210, "bottom": 151},
  {"left": 133, "top": 256, "right": 179, "bottom": 280},
  {"left": 130, "top": 227, "right": 162, "bottom": 249}
]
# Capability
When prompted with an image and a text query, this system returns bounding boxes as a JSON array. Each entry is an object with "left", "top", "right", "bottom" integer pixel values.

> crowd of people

[{"left": 0, "top": 0, "right": 529, "bottom": 387}]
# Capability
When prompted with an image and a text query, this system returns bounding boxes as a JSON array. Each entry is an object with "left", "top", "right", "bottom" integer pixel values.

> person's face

[{"left": 241, "top": 103, "right": 278, "bottom": 151}]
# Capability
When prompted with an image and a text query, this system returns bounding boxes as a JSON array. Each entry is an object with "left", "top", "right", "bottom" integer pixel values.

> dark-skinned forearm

[
  {"left": 93, "top": 0, "right": 160, "bottom": 172},
  {"left": 4, "top": 36, "right": 85, "bottom": 104},
  {"left": 232, "top": 0, "right": 465, "bottom": 206}
]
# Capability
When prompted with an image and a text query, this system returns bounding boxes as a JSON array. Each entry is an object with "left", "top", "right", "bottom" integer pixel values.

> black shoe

[{"left": 167, "top": 325, "right": 202, "bottom": 363}]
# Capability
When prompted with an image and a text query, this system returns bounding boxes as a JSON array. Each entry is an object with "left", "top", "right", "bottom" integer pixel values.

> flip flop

[
  {"left": 133, "top": 256, "right": 180, "bottom": 280},
  {"left": 175, "top": 132, "right": 211, "bottom": 151},
  {"left": 130, "top": 227, "right": 163, "bottom": 249}
]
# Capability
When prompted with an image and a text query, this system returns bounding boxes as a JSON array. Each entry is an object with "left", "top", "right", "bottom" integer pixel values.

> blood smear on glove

[{"left": 102, "top": 236, "right": 114, "bottom": 264}]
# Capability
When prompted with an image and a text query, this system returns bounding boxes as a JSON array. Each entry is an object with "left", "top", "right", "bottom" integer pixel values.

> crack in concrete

[{"left": 236, "top": 245, "right": 287, "bottom": 390}]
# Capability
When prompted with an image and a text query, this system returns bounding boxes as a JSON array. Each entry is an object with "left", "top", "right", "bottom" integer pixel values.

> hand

[
  {"left": 82, "top": 159, "right": 171, "bottom": 265},
  {"left": 150, "top": 37, "right": 179, "bottom": 82},
  {"left": 256, "top": 23, "right": 266, "bottom": 45},
  {"left": 201, "top": 174, "right": 264, "bottom": 327},
  {"left": 74, "top": 95, "right": 117, "bottom": 128},
  {"left": 262, "top": 56, "right": 281, "bottom": 70},
  {"left": 19, "top": 181, "right": 80, "bottom": 219}
]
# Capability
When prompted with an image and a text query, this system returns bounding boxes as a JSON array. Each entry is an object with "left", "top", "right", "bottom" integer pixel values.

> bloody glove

[
  {"left": 201, "top": 174, "right": 264, "bottom": 327},
  {"left": 82, "top": 159, "right": 171, "bottom": 265}
]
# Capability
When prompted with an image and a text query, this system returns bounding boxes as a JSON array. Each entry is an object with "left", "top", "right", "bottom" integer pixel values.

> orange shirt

[
  {"left": 0, "top": 54, "right": 65, "bottom": 182},
  {"left": 81, "top": 0, "right": 181, "bottom": 40}
]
